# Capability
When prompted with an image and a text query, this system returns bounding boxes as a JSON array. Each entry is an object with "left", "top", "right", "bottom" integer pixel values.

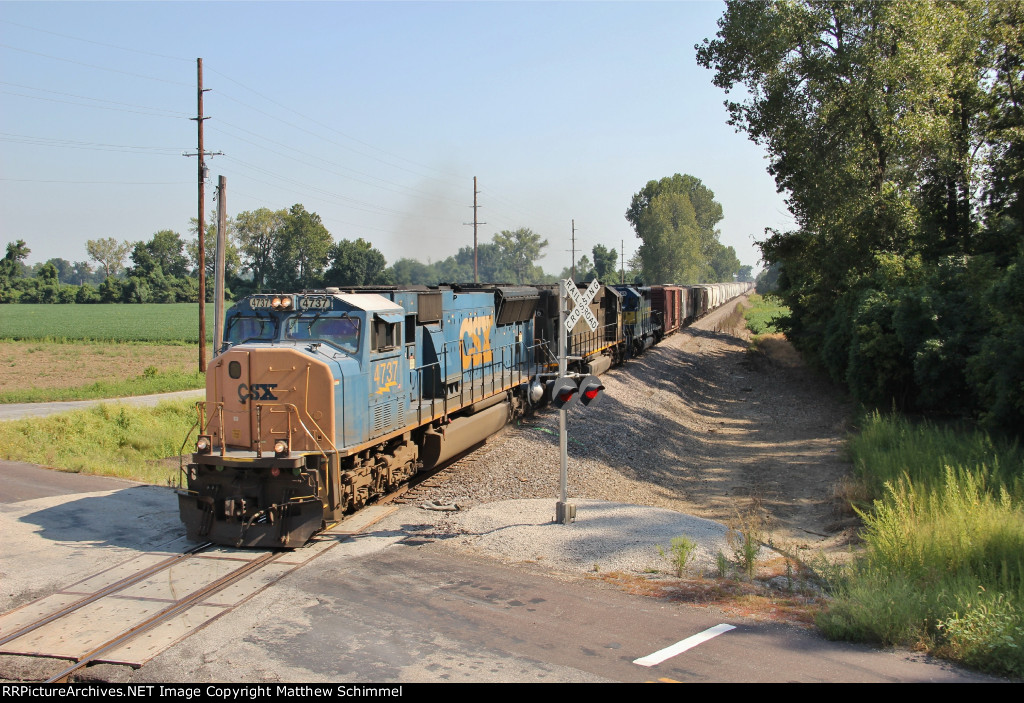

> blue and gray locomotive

[{"left": 177, "top": 285, "right": 544, "bottom": 548}]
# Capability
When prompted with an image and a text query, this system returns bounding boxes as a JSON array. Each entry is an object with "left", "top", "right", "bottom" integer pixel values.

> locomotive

[{"left": 177, "top": 280, "right": 753, "bottom": 548}]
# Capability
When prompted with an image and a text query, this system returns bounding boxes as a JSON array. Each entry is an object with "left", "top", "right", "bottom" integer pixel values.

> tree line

[
  {"left": 2, "top": 181, "right": 752, "bottom": 304},
  {"left": 698, "top": 0, "right": 1024, "bottom": 433}
]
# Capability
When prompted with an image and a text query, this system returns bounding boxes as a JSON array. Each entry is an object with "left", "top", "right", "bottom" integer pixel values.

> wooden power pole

[{"left": 192, "top": 58, "right": 210, "bottom": 372}]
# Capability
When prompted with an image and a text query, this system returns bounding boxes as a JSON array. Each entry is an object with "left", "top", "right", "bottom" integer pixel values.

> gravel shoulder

[{"left": 407, "top": 296, "right": 855, "bottom": 565}]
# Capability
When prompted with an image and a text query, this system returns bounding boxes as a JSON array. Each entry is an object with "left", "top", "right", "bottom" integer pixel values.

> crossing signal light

[
  {"left": 548, "top": 377, "right": 579, "bottom": 409},
  {"left": 578, "top": 374, "right": 605, "bottom": 407}
]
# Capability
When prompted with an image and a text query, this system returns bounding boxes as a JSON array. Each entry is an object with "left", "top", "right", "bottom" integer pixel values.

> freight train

[{"left": 177, "top": 280, "right": 753, "bottom": 547}]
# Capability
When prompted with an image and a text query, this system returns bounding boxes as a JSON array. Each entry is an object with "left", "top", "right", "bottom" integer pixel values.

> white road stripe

[{"left": 633, "top": 624, "right": 736, "bottom": 667}]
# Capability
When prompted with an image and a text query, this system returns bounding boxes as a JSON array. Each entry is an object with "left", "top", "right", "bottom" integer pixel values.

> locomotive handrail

[
  {"left": 254, "top": 402, "right": 334, "bottom": 459},
  {"left": 411, "top": 338, "right": 541, "bottom": 426}
]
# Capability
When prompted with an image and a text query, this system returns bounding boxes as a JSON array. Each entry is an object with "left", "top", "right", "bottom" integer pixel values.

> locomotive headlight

[
  {"left": 280, "top": 297, "right": 292, "bottom": 309},
  {"left": 271, "top": 296, "right": 282, "bottom": 309},
  {"left": 274, "top": 440, "right": 289, "bottom": 457},
  {"left": 196, "top": 435, "right": 212, "bottom": 454}
]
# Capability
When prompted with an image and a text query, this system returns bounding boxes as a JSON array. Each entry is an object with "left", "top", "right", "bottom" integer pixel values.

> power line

[
  {"left": 0, "top": 82, "right": 189, "bottom": 117},
  {"left": 0, "top": 43, "right": 190, "bottom": 87},
  {"left": 0, "top": 132, "right": 185, "bottom": 155},
  {"left": 209, "top": 121, "right": 465, "bottom": 206},
  {"left": 0, "top": 19, "right": 192, "bottom": 63}
]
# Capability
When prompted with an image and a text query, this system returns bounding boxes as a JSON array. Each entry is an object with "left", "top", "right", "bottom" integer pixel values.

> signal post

[{"left": 554, "top": 278, "right": 603, "bottom": 525}]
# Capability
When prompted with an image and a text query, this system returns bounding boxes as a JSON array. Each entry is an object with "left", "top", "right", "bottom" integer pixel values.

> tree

[
  {"left": 86, "top": 238, "right": 130, "bottom": 279},
  {"left": 696, "top": 0, "right": 1024, "bottom": 429},
  {"left": 146, "top": 230, "right": 189, "bottom": 278},
  {"left": 708, "top": 243, "right": 741, "bottom": 282},
  {"left": 592, "top": 244, "right": 618, "bottom": 281},
  {"left": 267, "top": 204, "right": 332, "bottom": 290},
  {"left": 389, "top": 257, "right": 436, "bottom": 286},
  {"left": 493, "top": 228, "right": 548, "bottom": 284},
  {"left": 0, "top": 240, "right": 30, "bottom": 302},
  {"left": 324, "top": 238, "right": 391, "bottom": 286},
  {"left": 625, "top": 174, "right": 726, "bottom": 283},
  {"left": 235, "top": 207, "right": 286, "bottom": 291},
  {"left": 188, "top": 213, "right": 241, "bottom": 288}
]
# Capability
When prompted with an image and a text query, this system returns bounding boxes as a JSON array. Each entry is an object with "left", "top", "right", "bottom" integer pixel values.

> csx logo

[
  {"left": 459, "top": 315, "right": 493, "bottom": 368},
  {"left": 237, "top": 383, "right": 278, "bottom": 403}
]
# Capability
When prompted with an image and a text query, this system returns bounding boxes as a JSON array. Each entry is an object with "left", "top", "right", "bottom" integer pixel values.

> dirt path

[{"left": 416, "top": 296, "right": 856, "bottom": 556}]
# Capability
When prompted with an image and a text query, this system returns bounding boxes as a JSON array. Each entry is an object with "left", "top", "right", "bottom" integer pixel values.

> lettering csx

[{"left": 237, "top": 383, "right": 278, "bottom": 403}]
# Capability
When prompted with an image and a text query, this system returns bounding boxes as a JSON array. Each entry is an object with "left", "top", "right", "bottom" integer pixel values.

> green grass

[
  {"left": 849, "top": 412, "right": 1024, "bottom": 502},
  {"left": 0, "top": 303, "right": 215, "bottom": 343},
  {"left": 0, "top": 399, "right": 200, "bottom": 486},
  {"left": 743, "top": 293, "right": 789, "bottom": 335},
  {"left": 0, "top": 368, "right": 205, "bottom": 404},
  {"left": 819, "top": 412, "right": 1024, "bottom": 677}
]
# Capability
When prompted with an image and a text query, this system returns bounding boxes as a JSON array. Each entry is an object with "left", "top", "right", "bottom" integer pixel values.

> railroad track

[{"left": 0, "top": 506, "right": 396, "bottom": 683}]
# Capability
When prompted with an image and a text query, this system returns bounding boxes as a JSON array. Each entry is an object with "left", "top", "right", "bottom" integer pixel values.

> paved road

[
  {"left": 0, "top": 389, "right": 204, "bottom": 421},
  {"left": 0, "top": 465, "right": 1002, "bottom": 683}
]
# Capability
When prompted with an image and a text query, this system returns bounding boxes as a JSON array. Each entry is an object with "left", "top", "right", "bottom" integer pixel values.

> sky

[{"left": 0, "top": 0, "right": 794, "bottom": 277}]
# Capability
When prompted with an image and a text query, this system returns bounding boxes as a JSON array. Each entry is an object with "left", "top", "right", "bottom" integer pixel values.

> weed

[
  {"left": 937, "top": 589, "right": 1024, "bottom": 678},
  {"left": 728, "top": 498, "right": 769, "bottom": 578},
  {"left": 716, "top": 550, "right": 729, "bottom": 578},
  {"left": 658, "top": 536, "right": 697, "bottom": 577}
]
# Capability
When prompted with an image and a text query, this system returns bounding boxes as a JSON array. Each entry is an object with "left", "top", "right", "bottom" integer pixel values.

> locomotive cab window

[
  {"left": 284, "top": 315, "right": 360, "bottom": 354},
  {"left": 372, "top": 318, "right": 399, "bottom": 352},
  {"left": 225, "top": 316, "right": 276, "bottom": 345}
]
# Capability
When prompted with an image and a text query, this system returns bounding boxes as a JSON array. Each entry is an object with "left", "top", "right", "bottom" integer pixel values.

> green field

[{"left": 0, "top": 304, "right": 216, "bottom": 343}]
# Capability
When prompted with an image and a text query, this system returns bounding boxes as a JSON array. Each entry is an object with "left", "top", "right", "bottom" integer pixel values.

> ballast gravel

[{"left": 406, "top": 498, "right": 744, "bottom": 577}]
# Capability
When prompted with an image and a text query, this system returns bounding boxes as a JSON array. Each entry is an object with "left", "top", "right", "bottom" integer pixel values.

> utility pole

[
  {"left": 214, "top": 175, "right": 227, "bottom": 355},
  {"left": 621, "top": 239, "right": 625, "bottom": 284},
  {"left": 571, "top": 219, "right": 576, "bottom": 281},
  {"left": 463, "top": 177, "right": 485, "bottom": 283},
  {"left": 195, "top": 59, "right": 208, "bottom": 372},
  {"left": 185, "top": 58, "right": 222, "bottom": 372}
]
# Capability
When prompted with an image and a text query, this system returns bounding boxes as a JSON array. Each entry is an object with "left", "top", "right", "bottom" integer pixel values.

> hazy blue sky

[{"left": 1, "top": 1, "right": 793, "bottom": 276}]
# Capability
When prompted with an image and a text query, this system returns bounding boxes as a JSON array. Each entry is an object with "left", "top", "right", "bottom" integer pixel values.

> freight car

[{"left": 177, "top": 280, "right": 754, "bottom": 548}]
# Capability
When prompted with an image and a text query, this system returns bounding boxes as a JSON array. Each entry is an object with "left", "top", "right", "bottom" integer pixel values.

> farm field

[
  {"left": 0, "top": 303, "right": 214, "bottom": 343},
  {"left": 0, "top": 304, "right": 212, "bottom": 402},
  {"left": 0, "top": 340, "right": 202, "bottom": 401}
]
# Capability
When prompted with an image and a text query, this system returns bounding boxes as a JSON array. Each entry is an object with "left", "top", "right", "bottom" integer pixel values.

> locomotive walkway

[{"left": 0, "top": 389, "right": 204, "bottom": 421}]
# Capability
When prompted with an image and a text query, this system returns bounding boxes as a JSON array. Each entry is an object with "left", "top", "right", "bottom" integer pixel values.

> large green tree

[
  {"left": 268, "top": 204, "right": 332, "bottom": 290},
  {"left": 626, "top": 174, "right": 726, "bottom": 283},
  {"left": 697, "top": 0, "right": 1024, "bottom": 429},
  {"left": 324, "top": 238, "right": 391, "bottom": 286},
  {"left": 235, "top": 207, "right": 286, "bottom": 291},
  {"left": 493, "top": 228, "right": 548, "bottom": 284},
  {"left": 592, "top": 244, "right": 618, "bottom": 282},
  {"left": 85, "top": 237, "right": 131, "bottom": 279}
]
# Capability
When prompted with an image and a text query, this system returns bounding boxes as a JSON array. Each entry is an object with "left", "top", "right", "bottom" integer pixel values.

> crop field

[
  {"left": 0, "top": 303, "right": 214, "bottom": 343},
  {"left": 0, "top": 304, "right": 213, "bottom": 402}
]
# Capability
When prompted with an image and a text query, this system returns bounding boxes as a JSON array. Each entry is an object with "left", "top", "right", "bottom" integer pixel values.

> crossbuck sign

[{"left": 562, "top": 277, "right": 601, "bottom": 332}]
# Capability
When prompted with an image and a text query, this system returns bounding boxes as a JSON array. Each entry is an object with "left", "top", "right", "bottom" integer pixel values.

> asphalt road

[
  {"left": 0, "top": 389, "right": 204, "bottom": 421},
  {"left": 0, "top": 463, "right": 1002, "bottom": 684}
]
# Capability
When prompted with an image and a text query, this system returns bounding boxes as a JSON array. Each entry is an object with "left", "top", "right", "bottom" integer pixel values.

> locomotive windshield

[
  {"left": 224, "top": 315, "right": 277, "bottom": 345},
  {"left": 284, "top": 315, "right": 361, "bottom": 354}
]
